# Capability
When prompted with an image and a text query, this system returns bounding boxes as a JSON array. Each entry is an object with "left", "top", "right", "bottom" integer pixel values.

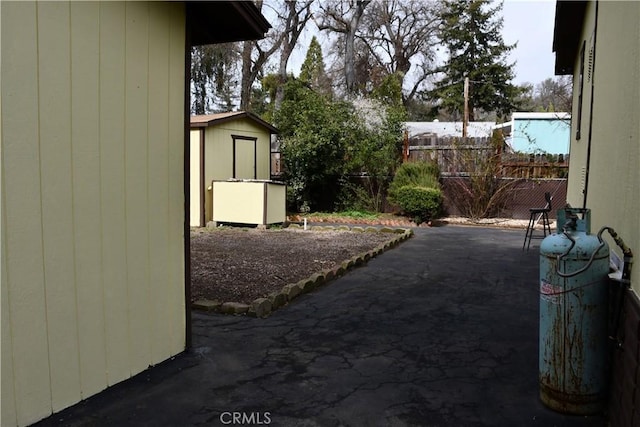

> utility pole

[{"left": 463, "top": 76, "right": 469, "bottom": 139}]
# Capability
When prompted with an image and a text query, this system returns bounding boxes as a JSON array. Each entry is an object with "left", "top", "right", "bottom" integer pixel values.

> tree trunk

[
  {"left": 344, "top": 1, "right": 369, "bottom": 95},
  {"left": 275, "top": 42, "right": 294, "bottom": 111},
  {"left": 240, "top": 40, "right": 253, "bottom": 111}
]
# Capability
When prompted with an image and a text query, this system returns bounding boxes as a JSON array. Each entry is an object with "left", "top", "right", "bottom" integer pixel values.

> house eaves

[
  {"left": 552, "top": 0, "right": 587, "bottom": 75},
  {"left": 190, "top": 111, "right": 279, "bottom": 134},
  {"left": 187, "top": 1, "right": 271, "bottom": 46}
]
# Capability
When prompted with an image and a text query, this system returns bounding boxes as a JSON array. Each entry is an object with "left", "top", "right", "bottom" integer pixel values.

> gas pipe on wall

[{"left": 538, "top": 207, "right": 633, "bottom": 415}]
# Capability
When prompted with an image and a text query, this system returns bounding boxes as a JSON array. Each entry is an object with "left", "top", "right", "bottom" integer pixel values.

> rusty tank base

[{"left": 540, "top": 382, "right": 606, "bottom": 415}]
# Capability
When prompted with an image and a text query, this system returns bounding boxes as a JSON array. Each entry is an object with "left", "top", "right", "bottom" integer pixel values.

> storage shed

[
  {"left": 1, "top": 2, "right": 269, "bottom": 426},
  {"left": 495, "top": 112, "right": 571, "bottom": 155},
  {"left": 189, "top": 112, "right": 283, "bottom": 227}
]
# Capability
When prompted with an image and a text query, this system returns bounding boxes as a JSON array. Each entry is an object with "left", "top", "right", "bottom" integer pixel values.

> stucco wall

[
  {"left": 565, "top": 2, "right": 596, "bottom": 209},
  {"left": 566, "top": 1, "right": 639, "bottom": 296},
  {"left": 1, "top": 2, "right": 186, "bottom": 425}
]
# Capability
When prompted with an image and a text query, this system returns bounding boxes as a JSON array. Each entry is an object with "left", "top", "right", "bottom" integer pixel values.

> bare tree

[
  {"left": 240, "top": 0, "right": 314, "bottom": 112},
  {"left": 241, "top": 1, "right": 275, "bottom": 111},
  {"left": 316, "top": 0, "right": 371, "bottom": 96},
  {"left": 535, "top": 76, "right": 573, "bottom": 112},
  {"left": 274, "top": 0, "right": 314, "bottom": 110},
  {"left": 358, "top": 0, "right": 441, "bottom": 104}
]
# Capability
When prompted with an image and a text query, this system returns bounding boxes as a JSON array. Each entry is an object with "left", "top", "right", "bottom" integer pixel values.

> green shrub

[
  {"left": 388, "top": 161, "right": 440, "bottom": 204},
  {"left": 394, "top": 186, "right": 442, "bottom": 224}
]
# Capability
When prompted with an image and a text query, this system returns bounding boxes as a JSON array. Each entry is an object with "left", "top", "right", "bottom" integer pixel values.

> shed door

[{"left": 233, "top": 135, "right": 257, "bottom": 179}]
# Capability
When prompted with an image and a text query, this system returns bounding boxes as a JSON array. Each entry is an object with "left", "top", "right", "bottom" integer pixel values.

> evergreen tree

[
  {"left": 431, "top": 0, "right": 522, "bottom": 120},
  {"left": 299, "top": 36, "right": 332, "bottom": 97},
  {"left": 190, "top": 44, "right": 239, "bottom": 114}
]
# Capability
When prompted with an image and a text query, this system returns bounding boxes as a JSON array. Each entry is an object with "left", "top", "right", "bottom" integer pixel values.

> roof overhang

[
  {"left": 187, "top": 1, "right": 271, "bottom": 46},
  {"left": 552, "top": 1, "right": 587, "bottom": 75}
]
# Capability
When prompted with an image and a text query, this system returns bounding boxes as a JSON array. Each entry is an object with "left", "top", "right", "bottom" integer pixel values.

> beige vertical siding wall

[
  {"left": 1, "top": 2, "right": 186, "bottom": 426},
  {"left": 201, "top": 118, "right": 271, "bottom": 222},
  {"left": 190, "top": 129, "right": 203, "bottom": 226},
  {"left": 566, "top": 1, "right": 640, "bottom": 295},
  {"left": 265, "top": 183, "right": 287, "bottom": 224},
  {"left": 204, "top": 118, "right": 271, "bottom": 181}
]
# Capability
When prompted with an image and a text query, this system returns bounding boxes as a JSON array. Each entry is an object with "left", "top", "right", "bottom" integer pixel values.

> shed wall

[
  {"left": 204, "top": 118, "right": 271, "bottom": 182},
  {"left": 511, "top": 119, "right": 571, "bottom": 154},
  {"left": 1, "top": 2, "right": 186, "bottom": 426},
  {"left": 200, "top": 118, "right": 271, "bottom": 222},
  {"left": 190, "top": 129, "right": 204, "bottom": 226}
]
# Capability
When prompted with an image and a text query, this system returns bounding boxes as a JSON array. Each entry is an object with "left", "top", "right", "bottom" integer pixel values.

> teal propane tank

[{"left": 539, "top": 208, "right": 610, "bottom": 414}]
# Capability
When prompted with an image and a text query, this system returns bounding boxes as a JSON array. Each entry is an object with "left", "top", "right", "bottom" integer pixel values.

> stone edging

[{"left": 192, "top": 226, "right": 413, "bottom": 318}]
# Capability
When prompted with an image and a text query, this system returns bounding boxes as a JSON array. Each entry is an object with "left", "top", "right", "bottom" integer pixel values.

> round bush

[
  {"left": 395, "top": 186, "right": 442, "bottom": 224},
  {"left": 388, "top": 161, "right": 440, "bottom": 204}
]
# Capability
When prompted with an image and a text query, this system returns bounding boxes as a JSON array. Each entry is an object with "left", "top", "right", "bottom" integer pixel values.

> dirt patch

[{"left": 190, "top": 227, "right": 400, "bottom": 305}]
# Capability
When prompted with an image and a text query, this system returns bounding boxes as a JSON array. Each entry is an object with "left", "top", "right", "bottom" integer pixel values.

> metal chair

[{"left": 523, "top": 192, "right": 552, "bottom": 250}]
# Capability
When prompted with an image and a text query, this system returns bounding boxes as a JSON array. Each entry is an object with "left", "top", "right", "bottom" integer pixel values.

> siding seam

[
  {"left": 68, "top": 1, "right": 84, "bottom": 401},
  {"left": 1, "top": 104, "right": 19, "bottom": 427},
  {"left": 145, "top": 2, "right": 153, "bottom": 365},
  {"left": 97, "top": 2, "right": 107, "bottom": 396},
  {"left": 123, "top": 1, "right": 132, "bottom": 378},
  {"left": 35, "top": 2, "right": 55, "bottom": 416}
]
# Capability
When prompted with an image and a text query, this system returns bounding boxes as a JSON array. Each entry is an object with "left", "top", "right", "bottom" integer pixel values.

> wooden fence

[
  {"left": 271, "top": 136, "right": 570, "bottom": 181},
  {"left": 408, "top": 136, "right": 569, "bottom": 179}
]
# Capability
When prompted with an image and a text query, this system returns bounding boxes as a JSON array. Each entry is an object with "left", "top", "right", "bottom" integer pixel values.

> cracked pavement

[{"left": 36, "top": 226, "right": 606, "bottom": 427}]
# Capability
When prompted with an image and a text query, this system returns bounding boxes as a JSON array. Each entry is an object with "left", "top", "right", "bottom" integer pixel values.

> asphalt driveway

[{"left": 36, "top": 226, "right": 606, "bottom": 427}]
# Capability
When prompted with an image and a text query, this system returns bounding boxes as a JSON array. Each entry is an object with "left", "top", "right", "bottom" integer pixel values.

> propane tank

[{"left": 539, "top": 208, "right": 610, "bottom": 414}]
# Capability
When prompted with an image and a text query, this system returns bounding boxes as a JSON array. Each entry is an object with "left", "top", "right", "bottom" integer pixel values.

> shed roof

[
  {"left": 191, "top": 111, "right": 279, "bottom": 134},
  {"left": 187, "top": 1, "right": 271, "bottom": 46},
  {"left": 552, "top": 1, "right": 587, "bottom": 75},
  {"left": 512, "top": 112, "right": 571, "bottom": 121}
]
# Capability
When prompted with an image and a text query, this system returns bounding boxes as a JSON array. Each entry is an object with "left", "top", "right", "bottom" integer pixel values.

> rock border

[{"left": 192, "top": 225, "right": 413, "bottom": 318}]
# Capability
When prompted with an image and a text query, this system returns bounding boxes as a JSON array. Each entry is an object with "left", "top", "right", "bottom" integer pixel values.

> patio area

[{"left": 36, "top": 226, "right": 606, "bottom": 426}]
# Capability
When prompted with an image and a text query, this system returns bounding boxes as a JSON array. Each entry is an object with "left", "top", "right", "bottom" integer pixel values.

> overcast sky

[{"left": 502, "top": 0, "right": 557, "bottom": 85}]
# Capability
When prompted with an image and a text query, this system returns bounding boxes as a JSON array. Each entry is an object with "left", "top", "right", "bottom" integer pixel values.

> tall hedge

[
  {"left": 388, "top": 161, "right": 441, "bottom": 203},
  {"left": 388, "top": 161, "right": 442, "bottom": 224}
]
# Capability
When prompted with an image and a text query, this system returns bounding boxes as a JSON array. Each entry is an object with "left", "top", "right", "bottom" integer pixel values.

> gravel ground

[
  {"left": 189, "top": 216, "right": 547, "bottom": 305},
  {"left": 190, "top": 227, "right": 399, "bottom": 304}
]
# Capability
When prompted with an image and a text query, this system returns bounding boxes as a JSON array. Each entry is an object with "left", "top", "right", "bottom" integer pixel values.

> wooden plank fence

[
  {"left": 408, "top": 136, "right": 569, "bottom": 179},
  {"left": 271, "top": 136, "right": 570, "bottom": 180}
]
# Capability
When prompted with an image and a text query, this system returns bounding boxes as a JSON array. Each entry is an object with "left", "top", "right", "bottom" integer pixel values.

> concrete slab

[{"left": 35, "top": 226, "right": 606, "bottom": 427}]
